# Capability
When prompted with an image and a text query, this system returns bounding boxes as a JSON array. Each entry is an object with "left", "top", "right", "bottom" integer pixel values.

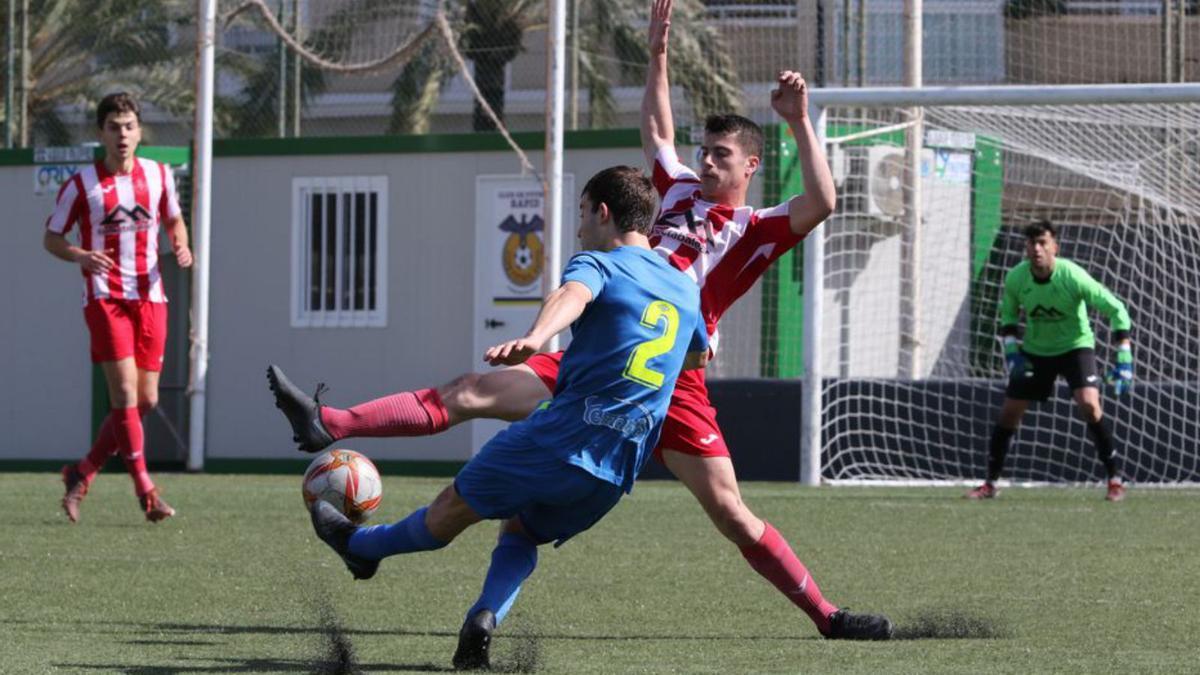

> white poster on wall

[{"left": 472, "top": 174, "right": 575, "bottom": 455}]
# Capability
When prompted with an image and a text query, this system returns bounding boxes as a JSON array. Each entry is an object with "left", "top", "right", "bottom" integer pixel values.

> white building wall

[
  {"left": 207, "top": 145, "right": 650, "bottom": 462},
  {"left": 0, "top": 164, "right": 94, "bottom": 459}
]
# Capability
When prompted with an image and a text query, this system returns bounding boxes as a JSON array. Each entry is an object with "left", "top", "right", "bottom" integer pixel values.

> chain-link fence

[{"left": 0, "top": 0, "right": 1194, "bottom": 146}]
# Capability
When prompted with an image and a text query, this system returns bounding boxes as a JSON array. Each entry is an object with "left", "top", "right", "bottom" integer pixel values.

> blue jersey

[{"left": 520, "top": 246, "right": 706, "bottom": 492}]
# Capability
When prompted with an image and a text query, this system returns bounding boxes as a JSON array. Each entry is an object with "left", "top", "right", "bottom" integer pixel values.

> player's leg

[
  {"left": 664, "top": 451, "right": 891, "bottom": 639},
  {"left": 1065, "top": 349, "right": 1125, "bottom": 500},
  {"left": 658, "top": 381, "right": 891, "bottom": 640},
  {"left": 63, "top": 411, "right": 119, "bottom": 523},
  {"left": 132, "top": 367, "right": 175, "bottom": 520},
  {"left": 124, "top": 301, "right": 174, "bottom": 521},
  {"left": 338, "top": 482, "right": 473, "bottom": 562},
  {"left": 316, "top": 422, "right": 554, "bottom": 578},
  {"left": 968, "top": 352, "right": 1053, "bottom": 499},
  {"left": 966, "top": 397, "right": 1030, "bottom": 499},
  {"left": 309, "top": 482, "right": 465, "bottom": 581},
  {"left": 267, "top": 354, "right": 557, "bottom": 452},
  {"left": 61, "top": 301, "right": 128, "bottom": 521},
  {"left": 100, "top": 358, "right": 152, "bottom": 485},
  {"left": 454, "top": 518, "right": 536, "bottom": 671},
  {"left": 455, "top": 470, "right": 623, "bottom": 669},
  {"left": 664, "top": 452, "right": 820, "bottom": 625}
]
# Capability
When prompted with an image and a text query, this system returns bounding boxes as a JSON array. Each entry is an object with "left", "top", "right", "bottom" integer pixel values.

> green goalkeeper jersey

[{"left": 1001, "top": 258, "right": 1131, "bottom": 356}]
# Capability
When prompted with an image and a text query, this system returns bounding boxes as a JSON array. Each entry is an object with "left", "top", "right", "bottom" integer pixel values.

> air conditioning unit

[
  {"left": 865, "top": 146, "right": 908, "bottom": 218},
  {"left": 834, "top": 145, "right": 938, "bottom": 220}
]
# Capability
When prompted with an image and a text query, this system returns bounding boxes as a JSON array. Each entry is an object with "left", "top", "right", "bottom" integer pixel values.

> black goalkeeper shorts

[{"left": 1005, "top": 347, "right": 1100, "bottom": 402}]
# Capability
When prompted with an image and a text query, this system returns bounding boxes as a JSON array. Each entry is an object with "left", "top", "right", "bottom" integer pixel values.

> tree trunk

[{"left": 472, "top": 55, "right": 507, "bottom": 132}]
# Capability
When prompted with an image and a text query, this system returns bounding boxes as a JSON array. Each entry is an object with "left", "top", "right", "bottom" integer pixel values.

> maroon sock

[
  {"left": 111, "top": 407, "right": 154, "bottom": 497},
  {"left": 740, "top": 522, "right": 838, "bottom": 635},
  {"left": 77, "top": 415, "right": 119, "bottom": 483},
  {"left": 321, "top": 388, "right": 450, "bottom": 439}
]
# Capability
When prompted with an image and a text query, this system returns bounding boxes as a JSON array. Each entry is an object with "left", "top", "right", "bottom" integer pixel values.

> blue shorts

[{"left": 454, "top": 422, "right": 624, "bottom": 546}]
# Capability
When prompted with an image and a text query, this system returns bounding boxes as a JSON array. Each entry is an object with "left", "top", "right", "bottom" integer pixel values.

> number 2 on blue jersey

[{"left": 623, "top": 300, "right": 680, "bottom": 390}]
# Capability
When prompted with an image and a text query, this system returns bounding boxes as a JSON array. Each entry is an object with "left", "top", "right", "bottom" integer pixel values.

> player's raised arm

[
  {"left": 484, "top": 281, "right": 594, "bottom": 366},
  {"left": 641, "top": 0, "right": 675, "bottom": 167},
  {"left": 771, "top": 70, "right": 836, "bottom": 237}
]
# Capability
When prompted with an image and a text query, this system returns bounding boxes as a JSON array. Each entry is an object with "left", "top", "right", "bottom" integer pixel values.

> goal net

[{"left": 808, "top": 92, "right": 1200, "bottom": 484}]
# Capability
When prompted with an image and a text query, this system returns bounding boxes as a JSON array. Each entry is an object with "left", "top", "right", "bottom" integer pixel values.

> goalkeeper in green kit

[{"left": 966, "top": 221, "right": 1133, "bottom": 502}]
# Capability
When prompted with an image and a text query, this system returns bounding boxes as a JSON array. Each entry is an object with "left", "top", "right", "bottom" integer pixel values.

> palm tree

[
  {"left": 219, "top": 42, "right": 329, "bottom": 139},
  {"left": 1, "top": 0, "right": 193, "bottom": 146},
  {"left": 389, "top": 0, "right": 741, "bottom": 134}
]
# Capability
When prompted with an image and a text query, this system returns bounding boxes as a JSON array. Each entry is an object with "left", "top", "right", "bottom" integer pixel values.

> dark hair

[
  {"left": 581, "top": 166, "right": 658, "bottom": 236},
  {"left": 704, "top": 114, "right": 764, "bottom": 158},
  {"left": 96, "top": 92, "right": 141, "bottom": 128},
  {"left": 1024, "top": 219, "right": 1057, "bottom": 240}
]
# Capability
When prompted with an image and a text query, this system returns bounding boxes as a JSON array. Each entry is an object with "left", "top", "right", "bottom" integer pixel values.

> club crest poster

[{"left": 477, "top": 175, "right": 573, "bottom": 303}]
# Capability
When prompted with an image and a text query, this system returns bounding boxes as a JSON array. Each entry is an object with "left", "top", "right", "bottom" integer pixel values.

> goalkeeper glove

[
  {"left": 1004, "top": 338, "right": 1032, "bottom": 379},
  {"left": 1106, "top": 343, "right": 1133, "bottom": 396}
]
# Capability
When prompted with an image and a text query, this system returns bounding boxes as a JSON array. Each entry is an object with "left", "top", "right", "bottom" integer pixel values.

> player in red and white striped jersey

[
  {"left": 44, "top": 92, "right": 192, "bottom": 524},
  {"left": 268, "top": 0, "right": 891, "bottom": 643}
]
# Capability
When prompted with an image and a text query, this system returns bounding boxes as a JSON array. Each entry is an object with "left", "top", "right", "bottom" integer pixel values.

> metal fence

[{"left": 0, "top": 0, "right": 1193, "bottom": 146}]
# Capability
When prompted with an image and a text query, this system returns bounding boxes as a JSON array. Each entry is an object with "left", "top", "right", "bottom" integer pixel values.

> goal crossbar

[{"left": 810, "top": 83, "right": 1200, "bottom": 109}]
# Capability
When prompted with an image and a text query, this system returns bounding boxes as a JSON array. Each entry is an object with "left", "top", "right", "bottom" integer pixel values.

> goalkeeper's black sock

[
  {"left": 1087, "top": 419, "right": 1120, "bottom": 479},
  {"left": 986, "top": 425, "right": 1016, "bottom": 483}
]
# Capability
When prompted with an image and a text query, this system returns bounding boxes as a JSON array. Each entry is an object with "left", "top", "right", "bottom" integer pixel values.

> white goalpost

[{"left": 802, "top": 82, "right": 1200, "bottom": 486}]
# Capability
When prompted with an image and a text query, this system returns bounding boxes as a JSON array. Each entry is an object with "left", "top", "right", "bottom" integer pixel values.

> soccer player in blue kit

[{"left": 303, "top": 165, "right": 709, "bottom": 669}]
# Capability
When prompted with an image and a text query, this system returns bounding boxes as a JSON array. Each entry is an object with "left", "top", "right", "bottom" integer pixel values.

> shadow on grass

[
  {"left": 54, "top": 658, "right": 449, "bottom": 674},
  {"left": 5, "top": 617, "right": 799, "bottom": 642},
  {"left": 893, "top": 609, "right": 1009, "bottom": 640},
  {"left": 124, "top": 639, "right": 220, "bottom": 647}
]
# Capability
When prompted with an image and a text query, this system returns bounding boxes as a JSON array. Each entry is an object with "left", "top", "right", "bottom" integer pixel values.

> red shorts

[
  {"left": 83, "top": 299, "right": 168, "bottom": 371},
  {"left": 524, "top": 351, "right": 730, "bottom": 462}
]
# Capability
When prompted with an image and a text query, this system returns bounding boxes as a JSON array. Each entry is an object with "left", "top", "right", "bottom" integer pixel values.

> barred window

[{"left": 291, "top": 176, "right": 388, "bottom": 327}]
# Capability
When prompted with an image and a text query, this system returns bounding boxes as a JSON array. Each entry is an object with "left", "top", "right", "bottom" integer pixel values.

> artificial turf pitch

[{"left": 2, "top": 472, "right": 1198, "bottom": 673}]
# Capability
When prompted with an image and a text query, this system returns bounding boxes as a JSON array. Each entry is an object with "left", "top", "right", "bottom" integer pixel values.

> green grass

[{"left": 3, "top": 473, "right": 1198, "bottom": 674}]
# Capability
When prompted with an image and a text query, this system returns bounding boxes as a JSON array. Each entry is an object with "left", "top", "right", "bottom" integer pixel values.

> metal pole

[
  {"left": 840, "top": 0, "right": 849, "bottom": 85},
  {"left": 801, "top": 105, "right": 828, "bottom": 486},
  {"left": 1163, "top": 0, "right": 1175, "bottom": 83},
  {"left": 856, "top": 0, "right": 867, "bottom": 87},
  {"left": 544, "top": 0, "right": 566, "bottom": 352},
  {"left": 16, "top": 0, "right": 26, "bottom": 147},
  {"left": 901, "top": 0, "right": 923, "bottom": 378},
  {"left": 5, "top": 0, "right": 13, "bottom": 148},
  {"left": 278, "top": 0, "right": 287, "bottom": 138},
  {"left": 291, "top": 0, "right": 301, "bottom": 137},
  {"left": 1175, "top": 0, "right": 1186, "bottom": 82},
  {"left": 569, "top": 0, "right": 579, "bottom": 130},
  {"left": 188, "top": 0, "right": 217, "bottom": 472}
]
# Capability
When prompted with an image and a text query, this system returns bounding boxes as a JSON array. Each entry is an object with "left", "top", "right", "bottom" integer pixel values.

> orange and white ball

[{"left": 301, "top": 449, "right": 382, "bottom": 523}]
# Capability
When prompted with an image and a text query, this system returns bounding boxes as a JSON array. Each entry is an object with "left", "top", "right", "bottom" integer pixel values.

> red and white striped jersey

[
  {"left": 46, "top": 158, "right": 183, "bottom": 305},
  {"left": 649, "top": 145, "right": 802, "bottom": 355}
]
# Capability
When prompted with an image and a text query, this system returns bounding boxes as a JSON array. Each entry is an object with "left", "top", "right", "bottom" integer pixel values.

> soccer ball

[{"left": 301, "top": 449, "right": 383, "bottom": 523}]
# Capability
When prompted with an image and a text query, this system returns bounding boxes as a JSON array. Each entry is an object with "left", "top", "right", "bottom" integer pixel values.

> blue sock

[
  {"left": 466, "top": 533, "right": 539, "bottom": 626},
  {"left": 348, "top": 506, "right": 447, "bottom": 559}
]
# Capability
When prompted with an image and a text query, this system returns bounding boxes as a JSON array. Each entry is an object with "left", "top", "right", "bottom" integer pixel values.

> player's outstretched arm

[
  {"left": 484, "top": 281, "right": 594, "bottom": 366},
  {"left": 772, "top": 70, "right": 836, "bottom": 237},
  {"left": 641, "top": 0, "right": 675, "bottom": 167}
]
